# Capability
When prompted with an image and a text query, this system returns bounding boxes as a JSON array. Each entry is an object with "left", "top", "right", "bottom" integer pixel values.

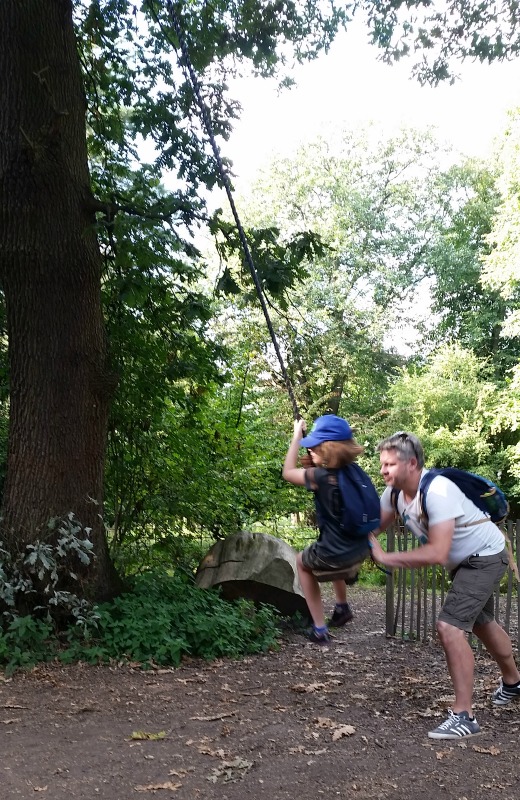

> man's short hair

[{"left": 377, "top": 431, "right": 425, "bottom": 469}]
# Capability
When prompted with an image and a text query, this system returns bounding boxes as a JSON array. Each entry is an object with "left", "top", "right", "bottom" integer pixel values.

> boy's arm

[{"left": 282, "top": 419, "right": 307, "bottom": 486}]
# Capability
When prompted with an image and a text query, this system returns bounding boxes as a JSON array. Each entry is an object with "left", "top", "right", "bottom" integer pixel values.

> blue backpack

[
  {"left": 392, "top": 468, "right": 509, "bottom": 524},
  {"left": 337, "top": 463, "right": 381, "bottom": 537}
]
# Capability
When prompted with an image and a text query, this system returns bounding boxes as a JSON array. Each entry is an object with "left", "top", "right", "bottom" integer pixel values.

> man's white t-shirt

[{"left": 380, "top": 469, "right": 505, "bottom": 571}]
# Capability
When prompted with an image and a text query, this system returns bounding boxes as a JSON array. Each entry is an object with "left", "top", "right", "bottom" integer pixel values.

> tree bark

[{"left": 0, "top": 1, "right": 120, "bottom": 600}]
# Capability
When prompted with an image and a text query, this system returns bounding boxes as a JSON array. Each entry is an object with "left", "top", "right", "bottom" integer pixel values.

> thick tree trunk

[{"left": 0, "top": 1, "right": 120, "bottom": 600}]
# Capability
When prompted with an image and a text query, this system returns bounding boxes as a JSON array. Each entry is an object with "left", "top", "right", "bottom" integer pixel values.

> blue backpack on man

[{"left": 392, "top": 467, "right": 509, "bottom": 524}]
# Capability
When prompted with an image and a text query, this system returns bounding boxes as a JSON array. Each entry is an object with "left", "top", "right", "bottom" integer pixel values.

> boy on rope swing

[{"left": 282, "top": 415, "right": 378, "bottom": 644}]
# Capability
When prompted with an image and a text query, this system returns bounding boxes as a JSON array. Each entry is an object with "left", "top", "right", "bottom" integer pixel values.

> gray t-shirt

[{"left": 381, "top": 469, "right": 505, "bottom": 571}]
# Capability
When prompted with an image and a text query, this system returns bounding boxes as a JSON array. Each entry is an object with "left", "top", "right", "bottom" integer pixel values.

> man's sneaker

[
  {"left": 307, "top": 628, "right": 333, "bottom": 645},
  {"left": 428, "top": 710, "right": 481, "bottom": 740},
  {"left": 329, "top": 603, "right": 354, "bottom": 627},
  {"left": 492, "top": 679, "right": 520, "bottom": 706}
]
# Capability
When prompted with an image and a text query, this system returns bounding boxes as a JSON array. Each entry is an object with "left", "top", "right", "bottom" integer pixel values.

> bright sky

[
  {"left": 223, "top": 19, "right": 520, "bottom": 190},
  {"left": 208, "top": 19, "right": 520, "bottom": 356}
]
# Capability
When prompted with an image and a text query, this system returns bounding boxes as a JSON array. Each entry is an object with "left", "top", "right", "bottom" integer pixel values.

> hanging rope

[{"left": 163, "top": 1, "right": 300, "bottom": 420}]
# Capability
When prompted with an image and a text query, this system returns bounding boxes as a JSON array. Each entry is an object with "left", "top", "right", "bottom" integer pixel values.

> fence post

[
  {"left": 381, "top": 518, "right": 519, "bottom": 652},
  {"left": 385, "top": 525, "right": 396, "bottom": 636},
  {"left": 516, "top": 520, "right": 520, "bottom": 652}
]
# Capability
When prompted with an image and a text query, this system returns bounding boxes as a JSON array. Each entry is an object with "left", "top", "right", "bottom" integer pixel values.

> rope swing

[{"left": 163, "top": 1, "right": 301, "bottom": 420}]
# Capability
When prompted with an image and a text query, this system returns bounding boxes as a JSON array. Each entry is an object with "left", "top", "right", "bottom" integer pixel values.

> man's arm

[
  {"left": 369, "top": 519, "right": 454, "bottom": 569},
  {"left": 371, "top": 507, "right": 396, "bottom": 537}
]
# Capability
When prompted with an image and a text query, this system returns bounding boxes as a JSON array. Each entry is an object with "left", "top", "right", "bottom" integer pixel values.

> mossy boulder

[{"left": 195, "top": 530, "right": 309, "bottom": 618}]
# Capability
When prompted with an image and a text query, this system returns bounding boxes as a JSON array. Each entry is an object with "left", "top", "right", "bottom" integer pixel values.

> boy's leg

[
  {"left": 329, "top": 579, "right": 354, "bottom": 626},
  {"left": 333, "top": 579, "right": 347, "bottom": 604},
  {"left": 296, "top": 552, "right": 326, "bottom": 628}
]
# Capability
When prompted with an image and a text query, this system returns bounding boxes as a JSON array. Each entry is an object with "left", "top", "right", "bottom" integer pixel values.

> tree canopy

[
  {"left": 1, "top": 0, "right": 520, "bottom": 618},
  {"left": 0, "top": 0, "right": 353, "bottom": 605},
  {"left": 359, "top": 0, "right": 520, "bottom": 84},
  {"left": 481, "top": 108, "right": 520, "bottom": 337}
]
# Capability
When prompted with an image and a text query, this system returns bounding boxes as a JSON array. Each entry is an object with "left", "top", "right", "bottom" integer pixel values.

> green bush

[
  {"left": 0, "top": 616, "right": 55, "bottom": 672},
  {"left": 0, "top": 513, "right": 99, "bottom": 627},
  {"left": 61, "top": 571, "right": 280, "bottom": 667},
  {"left": 0, "top": 570, "right": 281, "bottom": 674}
]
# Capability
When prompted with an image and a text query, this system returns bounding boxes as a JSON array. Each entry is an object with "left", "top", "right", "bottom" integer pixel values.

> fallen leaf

[
  {"left": 480, "top": 784, "right": 508, "bottom": 790},
  {"left": 315, "top": 717, "right": 335, "bottom": 728},
  {"left": 207, "top": 757, "right": 254, "bottom": 784},
  {"left": 198, "top": 745, "right": 226, "bottom": 757},
  {"left": 290, "top": 683, "right": 326, "bottom": 693},
  {"left": 135, "top": 782, "right": 182, "bottom": 792},
  {"left": 130, "top": 731, "right": 167, "bottom": 740},
  {"left": 472, "top": 745, "right": 501, "bottom": 755},
  {"left": 332, "top": 725, "right": 356, "bottom": 740},
  {"left": 416, "top": 708, "right": 438, "bottom": 718}
]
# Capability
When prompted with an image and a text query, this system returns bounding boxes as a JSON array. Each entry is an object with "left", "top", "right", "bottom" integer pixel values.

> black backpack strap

[
  {"left": 390, "top": 487, "right": 400, "bottom": 517},
  {"left": 418, "top": 469, "right": 439, "bottom": 524}
]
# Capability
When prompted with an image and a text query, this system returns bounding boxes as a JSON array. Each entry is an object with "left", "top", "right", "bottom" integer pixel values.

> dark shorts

[
  {"left": 301, "top": 542, "right": 368, "bottom": 573},
  {"left": 438, "top": 550, "right": 509, "bottom": 632}
]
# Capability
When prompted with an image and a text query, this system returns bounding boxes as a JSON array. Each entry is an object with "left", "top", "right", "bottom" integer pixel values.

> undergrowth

[{"left": 0, "top": 570, "right": 281, "bottom": 675}]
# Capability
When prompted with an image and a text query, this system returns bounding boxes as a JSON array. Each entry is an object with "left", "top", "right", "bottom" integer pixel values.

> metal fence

[{"left": 384, "top": 520, "right": 520, "bottom": 651}]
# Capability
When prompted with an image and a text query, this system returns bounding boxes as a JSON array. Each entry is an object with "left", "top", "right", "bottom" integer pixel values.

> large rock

[{"left": 195, "top": 530, "right": 310, "bottom": 618}]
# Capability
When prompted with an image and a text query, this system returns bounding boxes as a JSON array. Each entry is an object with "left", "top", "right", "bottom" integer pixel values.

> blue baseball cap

[{"left": 299, "top": 415, "right": 353, "bottom": 448}]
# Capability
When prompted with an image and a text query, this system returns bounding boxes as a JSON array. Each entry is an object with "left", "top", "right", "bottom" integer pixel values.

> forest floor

[{"left": 2, "top": 585, "right": 520, "bottom": 800}]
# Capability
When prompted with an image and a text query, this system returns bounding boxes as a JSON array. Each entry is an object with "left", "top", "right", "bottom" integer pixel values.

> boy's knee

[{"left": 296, "top": 552, "right": 310, "bottom": 573}]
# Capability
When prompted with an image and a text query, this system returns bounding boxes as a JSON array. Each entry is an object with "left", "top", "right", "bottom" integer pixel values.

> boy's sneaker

[
  {"left": 491, "top": 679, "right": 520, "bottom": 706},
  {"left": 428, "top": 710, "right": 481, "bottom": 740},
  {"left": 307, "top": 628, "right": 333, "bottom": 645},
  {"left": 329, "top": 603, "right": 354, "bottom": 627}
]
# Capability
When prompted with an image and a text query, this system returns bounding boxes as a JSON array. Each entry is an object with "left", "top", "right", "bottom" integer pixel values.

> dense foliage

[
  {"left": 0, "top": 570, "right": 280, "bottom": 674},
  {"left": 1, "top": 2, "right": 520, "bottom": 665}
]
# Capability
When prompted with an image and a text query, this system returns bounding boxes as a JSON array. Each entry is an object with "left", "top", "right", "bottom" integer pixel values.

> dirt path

[{"left": 2, "top": 587, "right": 519, "bottom": 799}]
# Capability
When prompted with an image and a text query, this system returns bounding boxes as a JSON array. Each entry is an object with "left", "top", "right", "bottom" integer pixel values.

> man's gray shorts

[{"left": 438, "top": 549, "right": 509, "bottom": 632}]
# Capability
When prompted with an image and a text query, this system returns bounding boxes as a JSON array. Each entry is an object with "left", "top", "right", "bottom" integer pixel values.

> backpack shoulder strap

[
  {"left": 390, "top": 487, "right": 400, "bottom": 516},
  {"left": 343, "top": 462, "right": 364, "bottom": 481},
  {"left": 419, "top": 469, "right": 442, "bottom": 523}
]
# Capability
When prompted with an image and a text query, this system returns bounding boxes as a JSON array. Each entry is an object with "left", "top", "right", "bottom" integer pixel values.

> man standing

[{"left": 369, "top": 431, "right": 520, "bottom": 740}]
